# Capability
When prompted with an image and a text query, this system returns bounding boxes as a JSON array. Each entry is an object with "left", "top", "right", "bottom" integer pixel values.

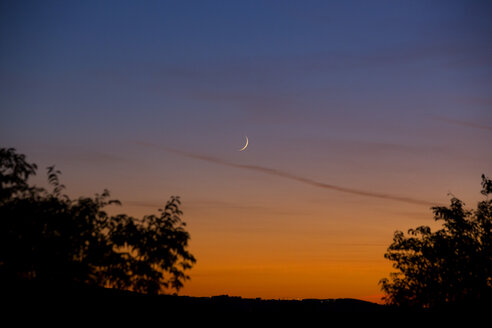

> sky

[{"left": 1, "top": 0, "right": 491, "bottom": 303}]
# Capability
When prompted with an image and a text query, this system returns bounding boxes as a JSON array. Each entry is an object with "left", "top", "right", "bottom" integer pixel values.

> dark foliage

[
  {"left": 380, "top": 175, "right": 492, "bottom": 309},
  {"left": 0, "top": 147, "right": 196, "bottom": 294}
]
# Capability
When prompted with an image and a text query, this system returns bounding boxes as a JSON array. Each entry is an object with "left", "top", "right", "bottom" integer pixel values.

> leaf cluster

[
  {"left": 380, "top": 175, "right": 492, "bottom": 308},
  {"left": 0, "top": 148, "right": 196, "bottom": 294}
]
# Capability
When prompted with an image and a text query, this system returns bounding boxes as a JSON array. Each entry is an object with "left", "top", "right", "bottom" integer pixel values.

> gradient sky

[{"left": 1, "top": 0, "right": 491, "bottom": 303}]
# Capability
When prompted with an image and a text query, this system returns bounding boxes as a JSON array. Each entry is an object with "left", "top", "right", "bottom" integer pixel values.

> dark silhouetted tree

[
  {"left": 380, "top": 175, "right": 492, "bottom": 309},
  {"left": 0, "top": 148, "right": 196, "bottom": 294}
]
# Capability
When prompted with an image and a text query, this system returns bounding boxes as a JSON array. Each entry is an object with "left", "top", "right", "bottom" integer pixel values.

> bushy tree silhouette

[
  {"left": 0, "top": 148, "right": 196, "bottom": 294},
  {"left": 380, "top": 175, "right": 492, "bottom": 309}
]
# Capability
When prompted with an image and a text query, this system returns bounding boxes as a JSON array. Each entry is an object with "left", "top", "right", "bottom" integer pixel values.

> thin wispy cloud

[
  {"left": 136, "top": 141, "right": 438, "bottom": 207},
  {"left": 434, "top": 117, "right": 492, "bottom": 132},
  {"left": 124, "top": 199, "right": 310, "bottom": 216}
]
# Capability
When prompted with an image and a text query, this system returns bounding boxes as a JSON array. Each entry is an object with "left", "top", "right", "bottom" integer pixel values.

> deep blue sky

[
  {"left": 1, "top": 0, "right": 491, "bottom": 300},
  {"left": 2, "top": 0, "right": 491, "bottom": 149}
]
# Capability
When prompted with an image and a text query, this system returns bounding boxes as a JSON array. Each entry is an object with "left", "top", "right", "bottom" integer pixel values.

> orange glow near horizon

[
  {"left": 25, "top": 136, "right": 489, "bottom": 303},
  {"left": 110, "top": 166, "right": 483, "bottom": 304},
  {"left": 176, "top": 205, "right": 417, "bottom": 304}
]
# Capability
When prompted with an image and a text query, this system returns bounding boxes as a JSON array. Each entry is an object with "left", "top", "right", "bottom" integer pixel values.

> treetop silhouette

[
  {"left": 380, "top": 174, "right": 492, "bottom": 309},
  {"left": 0, "top": 147, "right": 196, "bottom": 294}
]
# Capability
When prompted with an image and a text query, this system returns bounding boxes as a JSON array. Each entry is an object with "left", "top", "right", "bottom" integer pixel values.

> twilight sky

[{"left": 1, "top": 0, "right": 491, "bottom": 302}]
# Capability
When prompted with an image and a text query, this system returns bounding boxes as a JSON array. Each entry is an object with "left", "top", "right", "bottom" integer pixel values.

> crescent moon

[{"left": 239, "top": 136, "right": 249, "bottom": 151}]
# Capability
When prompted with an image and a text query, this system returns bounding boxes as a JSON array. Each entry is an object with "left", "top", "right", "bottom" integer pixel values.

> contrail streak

[
  {"left": 434, "top": 117, "right": 492, "bottom": 132},
  {"left": 136, "top": 141, "right": 438, "bottom": 207}
]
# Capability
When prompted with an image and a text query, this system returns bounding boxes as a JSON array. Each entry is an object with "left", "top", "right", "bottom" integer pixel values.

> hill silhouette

[{"left": 2, "top": 279, "right": 389, "bottom": 313}]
